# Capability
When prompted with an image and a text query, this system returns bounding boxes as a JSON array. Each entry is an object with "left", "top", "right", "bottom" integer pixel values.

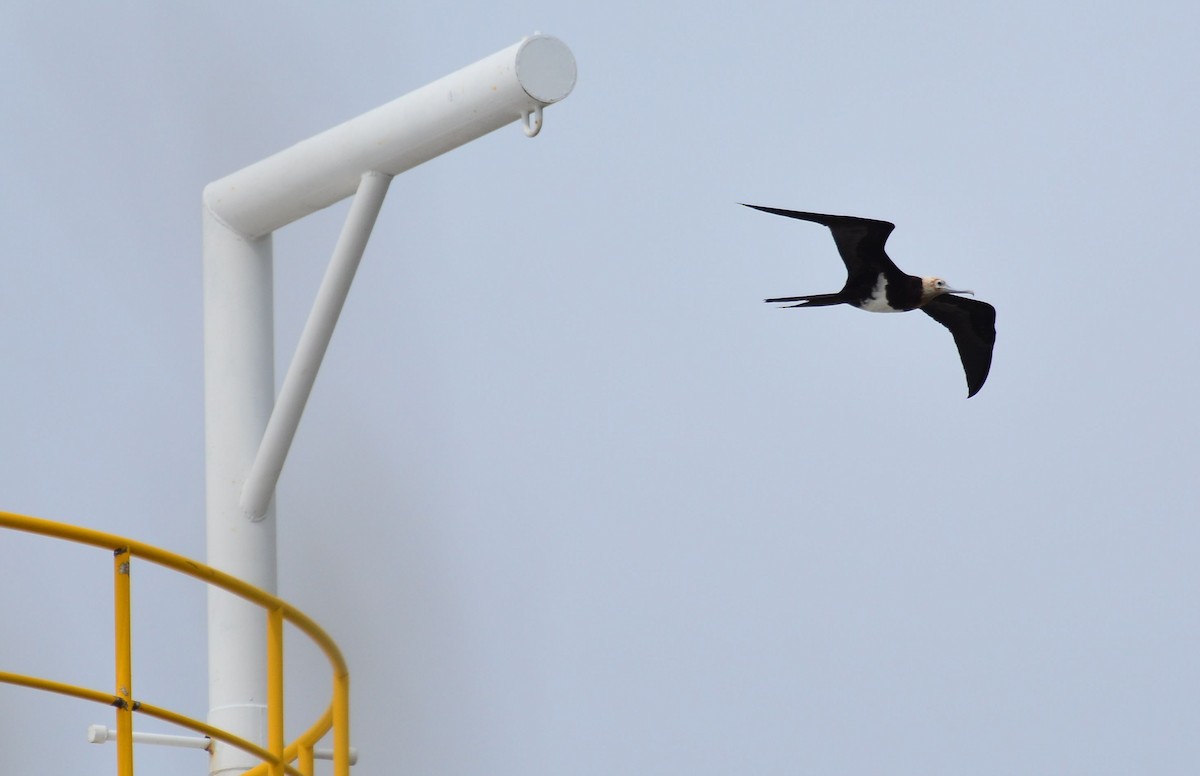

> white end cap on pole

[{"left": 203, "top": 33, "right": 577, "bottom": 240}]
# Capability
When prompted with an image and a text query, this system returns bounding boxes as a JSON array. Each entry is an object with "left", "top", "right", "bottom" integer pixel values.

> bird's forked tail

[{"left": 763, "top": 293, "right": 844, "bottom": 308}]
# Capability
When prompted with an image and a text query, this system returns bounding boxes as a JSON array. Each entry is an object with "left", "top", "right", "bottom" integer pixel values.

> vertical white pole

[{"left": 202, "top": 207, "right": 276, "bottom": 776}]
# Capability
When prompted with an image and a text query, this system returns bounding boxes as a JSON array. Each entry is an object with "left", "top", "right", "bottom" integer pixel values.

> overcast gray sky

[{"left": 2, "top": 2, "right": 1198, "bottom": 774}]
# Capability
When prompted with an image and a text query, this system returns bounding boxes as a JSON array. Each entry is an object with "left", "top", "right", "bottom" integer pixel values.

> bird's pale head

[{"left": 920, "top": 276, "right": 974, "bottom": 306}]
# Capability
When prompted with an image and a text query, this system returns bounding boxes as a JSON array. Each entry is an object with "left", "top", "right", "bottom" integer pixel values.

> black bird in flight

[{"left": 745, "top": 204, "right": 996, "bottom": 397}]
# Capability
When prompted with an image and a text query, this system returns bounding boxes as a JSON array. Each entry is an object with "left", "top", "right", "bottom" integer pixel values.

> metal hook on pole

[{"left": 521, "top": 105, "right": 543, "bottom": 137}]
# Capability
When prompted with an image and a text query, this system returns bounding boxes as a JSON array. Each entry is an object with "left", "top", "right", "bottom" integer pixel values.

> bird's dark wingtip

[{"left": 965, "top": 375, "right": 988, "bottom": 398}]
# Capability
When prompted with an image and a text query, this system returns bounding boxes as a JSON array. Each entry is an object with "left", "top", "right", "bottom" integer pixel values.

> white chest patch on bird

[{"left": 860, "top": 274, "right": 902, "bottom": 312}]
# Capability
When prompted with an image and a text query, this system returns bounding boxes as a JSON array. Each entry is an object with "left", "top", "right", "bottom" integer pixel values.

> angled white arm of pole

[
  {"left": 240, "top": 172, "right": 393, "bottom": 519},
  {"left": 204, "top": 33, "right": 576, "bottom": 239}
]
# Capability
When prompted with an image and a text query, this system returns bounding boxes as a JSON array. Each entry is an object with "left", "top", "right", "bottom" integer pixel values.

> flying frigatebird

[{"left": 745, "top": 204, "right": 996, "bottom": 397}]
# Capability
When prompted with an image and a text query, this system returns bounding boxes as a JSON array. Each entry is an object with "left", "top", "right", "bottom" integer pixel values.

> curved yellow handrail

[{"left": 0, "top": 510, "right": 350, "bottom": 776}]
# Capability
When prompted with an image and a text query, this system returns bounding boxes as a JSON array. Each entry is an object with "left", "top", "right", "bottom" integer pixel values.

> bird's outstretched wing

[
  {"left": 921, "top": 295, "right": 997, "bottom": 397},
  {"left": 741, "top": 204, "right": 901, "bottom": 281}
]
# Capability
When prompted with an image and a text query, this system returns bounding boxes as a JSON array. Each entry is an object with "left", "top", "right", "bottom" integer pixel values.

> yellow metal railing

[{"left": 0, "top": 510, "right": 351, "bottom": 776}]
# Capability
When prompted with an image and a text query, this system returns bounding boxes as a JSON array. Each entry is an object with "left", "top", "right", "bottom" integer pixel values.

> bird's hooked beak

[{"left": 925, "top": 277, "right": 975, "bottom": 298}]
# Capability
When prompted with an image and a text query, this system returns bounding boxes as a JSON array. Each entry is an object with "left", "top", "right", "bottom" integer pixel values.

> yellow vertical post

[
  {"left": 297, "top": 744, "right": 314, "bottom": 776},
  {"left": 113, "top": 548, "right": 134, "bottom": 776},
  {"left": 267, "top": 607, "right": 285, "bottom": 776},
  {"left": 333, "top": 672, "right": 350, "bottom": 776}
]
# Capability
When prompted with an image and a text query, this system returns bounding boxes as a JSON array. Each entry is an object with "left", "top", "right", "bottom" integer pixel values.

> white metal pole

[
  {"left": 202, "top": 32, "right": 575, "bottom": 776},
  {"left": 202, "top": 207, "right": 276, "bottom": 776},
  {"left": 240, "top": 171, "right": 393, "bottom": 519},
  {"left": 87, "top": 725, "right": 213, "bottom": 751}
]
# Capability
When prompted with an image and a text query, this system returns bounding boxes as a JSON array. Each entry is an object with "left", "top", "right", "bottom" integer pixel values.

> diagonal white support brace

[{"left": 240, "top": 171, "right": 393, "bottom": 519}]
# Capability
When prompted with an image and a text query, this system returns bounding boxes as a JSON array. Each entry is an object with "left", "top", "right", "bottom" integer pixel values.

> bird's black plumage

[
  {"left": 920, "top": 293, "right": 997, "bottom": 397},
  {"left": 745, "top": 204, "right": 997, "bottom": 397}
]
